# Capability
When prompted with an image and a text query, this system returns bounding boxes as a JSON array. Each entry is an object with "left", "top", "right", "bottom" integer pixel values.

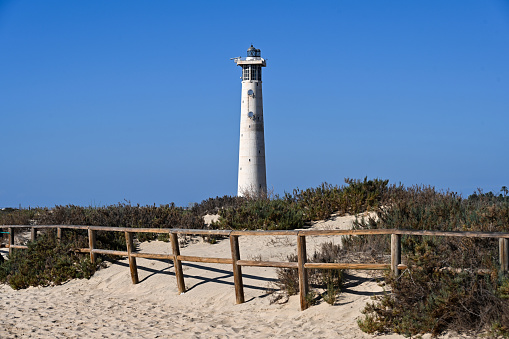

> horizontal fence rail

[{"left": 1, "top": 224, "right": 509, "bottom": 311}]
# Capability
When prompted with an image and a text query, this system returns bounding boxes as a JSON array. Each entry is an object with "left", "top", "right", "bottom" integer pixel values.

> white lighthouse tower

[{"left": 233, "top": 45, "right": 267, "bottom": 197}]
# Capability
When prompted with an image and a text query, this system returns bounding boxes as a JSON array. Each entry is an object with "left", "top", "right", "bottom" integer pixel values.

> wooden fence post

[
  {"left": 230, "top": 234, "right": 245, "bottom": 304},
  {"left": 391, "top": 233, "right": 402, "bottom": 276},
  {"left": 31, "top": 227, "right": 37, "bottom": 242},
  {"left": 170, "top": 232, "right": 186, "bottom": 294},
  {"left": 88, "top": 228, "right": 96, "bottom": 264},
  {"left": 125, "top": 231, "right": 139, "bottom": 284},
  {"left": 56, "top": 227, "right": 62, "bottom": 242},
  {"left": 297, "top": 234, "right": 309, "bottom": 311},
  {"left": 8, "top": 227, "right": 14, "bottom": 256},
  {"left": 499, "top": 238, "right": 509, "bottom": 274}
]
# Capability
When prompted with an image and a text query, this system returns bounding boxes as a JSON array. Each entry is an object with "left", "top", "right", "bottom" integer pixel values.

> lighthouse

[{"left": 233, "top": 45, "right": 267, "bottom": 197}]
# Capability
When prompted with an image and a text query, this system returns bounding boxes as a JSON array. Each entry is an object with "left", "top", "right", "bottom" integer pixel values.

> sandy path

[{"left": 0, "top": 215, "right": 468, "bottom": 338}]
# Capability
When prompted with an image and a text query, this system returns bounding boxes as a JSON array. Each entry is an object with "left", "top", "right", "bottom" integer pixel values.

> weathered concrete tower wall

[{"left": 234, "top": 45, "right": 267, "bottom": 197}]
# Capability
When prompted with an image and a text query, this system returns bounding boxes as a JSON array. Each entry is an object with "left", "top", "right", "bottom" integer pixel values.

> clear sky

[{"left": 1, "top": 0, "right": 508, "bottom": 208}]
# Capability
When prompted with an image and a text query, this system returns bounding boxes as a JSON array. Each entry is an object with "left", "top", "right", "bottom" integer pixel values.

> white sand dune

[{"left": 0, "top": 215, "right": 470, "bottom": 338}]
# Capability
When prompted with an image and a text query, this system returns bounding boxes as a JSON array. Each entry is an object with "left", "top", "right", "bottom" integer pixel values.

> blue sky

[{"left": 1, "top": 0, "right": 508, "bottom": 208}]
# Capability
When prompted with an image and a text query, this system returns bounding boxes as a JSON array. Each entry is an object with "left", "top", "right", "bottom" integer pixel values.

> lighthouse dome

[{"left": 247, "top": 45, "right": 261, "bottom": 57}]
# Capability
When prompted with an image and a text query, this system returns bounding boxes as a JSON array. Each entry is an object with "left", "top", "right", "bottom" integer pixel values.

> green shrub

[
  {"left": 213, "top": 177, "right": 389, "bottom": 231},
  {"left": 273, "top": 242, "right": 344, "bottom": 304},
  {"left": 346, "top": 185, "right": 509, "bottom": 271},
  {"left": 1, "top": 203, "right": 205, "bottom": 230},
  {"left": 0, "top": 203, "right": 205, "bottom": 244},
  {"left": 191, "top": 195, "right": 246, "bottom": 216},
  {"left": 290, "top": 182, "right": 345, "bottom": 220},
  {"left": 274, "top": 254, "right": 300, "bottom": 298},
  {"left": 352, "top": 185, "right": 509, "bottom": 337},
  {"left": 214, "top": 198, "right": 305, "bottom": 230},
  {"left": 309, "top": 242, "right": 344, "bottom": 305},
  {"left": 38, "top": 203, "right": 204, "bottom": 230},
  {"left": 0, "top": 207, "right": 41, "bottom": 226},
  {"left": 355, "top": 186, "right": 509, "bottom": 233},
  {"left": 290, "top": 177, "right": 389, "bottom": 221},
  {"left": 358, "top": 239, "right": 509, "bottom": 337},
  {"left": 0, "top": 232, "right": 97, "bottom": 289}
]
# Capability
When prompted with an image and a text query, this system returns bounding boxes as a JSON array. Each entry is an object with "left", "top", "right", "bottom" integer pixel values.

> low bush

[
  {"left": 214, "top": 198, "right": 305, "bottom": 230},
  {"left": 0, "top": 207, "right": 40, "bottom": 226},
  {"left": 351, "top": 185, "right": 509, "bottom": 337},
  {"left": 289, "top": 177, "right": 390, "bottom": 221},
  {"left": 0, "top": 232, "right": 98, "bottom": 289},
  {"left": 0, "top": 203, "right": 205, "bottom": 244},
  {"left": 345, "top": 186, "right": 509, "bottom": 270},
  {"left": 274, "top": 254, "right": 300, "bottom": 298},
  {"left": 358, "top": 239, "right": 509, "bottom": 337},
  {"left": 191, "top": 195, "right": 246, "bottom": 216},
  {"left": 213, "top": 177, "right": 390, "bottom": 230},
  {"left": 309, "top": 242, "right": 344, "bottom": 305},
  {"left": 1, "top": 203, "right": 205, "bottom": 230},
  {"left": 354, "top": 186, "right": 509, "bottom": 233},
  {"left": 39, "top": 203, "right": 204, "bottom": 229},
  {"left": 273, "top": 242, "right": 344, "bottom": 304}
]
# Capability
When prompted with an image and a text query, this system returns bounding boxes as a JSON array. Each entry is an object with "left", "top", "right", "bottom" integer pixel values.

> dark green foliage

[
  {"left": 346, "top": 185, "right": 509, "bottom": 266},
  {"left": 275, "top": 254, "right": 300, "bottom": 297},
  {"left": 289, "top": 178, "right": 389, "bottom": 221},
  {"left": 355, "top": 186, "right": 509, "bottom": 233},
  {"left": 352, "top": 185, "right": 509, "bottom": 337},
  {"left": 1, "top": 203, "right": 204, "bottom": 230},
  {"left": 0, "top": 204, "right": 206, "bottom": 289},
  {"left": 358, "top": 240, "right": 509, "bottom": 337},
  {"left": 1, "top": 203, "right": 205, "bottom": 243},
  {"left": 0, "top": 207, "right": 40, "bottom": 226},
  {"left": 290, "top": 182, "right": 344, "bottom": 221},
  {"left": 191, "top": 195, "right": 246, "bottom": 216},
  {"left": 469, "top": 188, "right": 509, "bottom": 204},
  {"left": 309, "top": 242, "right": 344, "bottom": 305},
  {"left": 274, "top": 242, "right": 344, "bottom": 304},
  {"left": 0, "top": 232, "right": 97, "bottom": 290},
  {"left": 0, "top": 208, "right": 40, "bottom": 244},
  {"left": 38, "top": 203, "right": 204, "bottom": 229},
  {"left": 215, "top": 198, "right": 305, "bottom": 230},
  {"left": 287, "top": 177, "right": 389, "bottom": 220},
  {"left": 213, "top": 177, "right": 389, "bottom": 230}
]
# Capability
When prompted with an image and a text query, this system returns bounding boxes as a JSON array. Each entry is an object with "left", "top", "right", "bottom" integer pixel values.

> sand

[{"left": 0, "top": 215, "right": 471, "bottom": 338}]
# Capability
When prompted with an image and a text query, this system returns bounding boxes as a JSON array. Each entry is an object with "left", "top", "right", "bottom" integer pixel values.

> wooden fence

[{"left": 2, "top": 225, "right": 509, "bottom": 311}]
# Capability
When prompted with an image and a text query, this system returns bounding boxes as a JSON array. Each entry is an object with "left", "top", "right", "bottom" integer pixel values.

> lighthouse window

[
  {"left": 250, "top": 65, "right": 261, "bottom": 81},
  {"left": 242, "top": 66, "right": 250, "bottom": 80},
  {"left": 251, "top": 68, "right": 258, "bottom": 81},
  {"left": 242, "top": 65, "right": 262, "bottom": 81}
]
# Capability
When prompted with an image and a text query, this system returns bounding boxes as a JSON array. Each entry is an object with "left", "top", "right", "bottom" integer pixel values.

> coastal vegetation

[
  {"left": 352, "top": 187, "right": 509, "bottom": 337},
  {"left": 273, "top": 242, "right": 344, "bottom": 306},
  {"left": 1, "top": 179, "right": 509, "bottom": 336},
  {"left": 0, "top": 232, "right": 96, "bottom": 289},
  {"left": 211, "top": 177, "right": 389, "bottom": 229}
]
